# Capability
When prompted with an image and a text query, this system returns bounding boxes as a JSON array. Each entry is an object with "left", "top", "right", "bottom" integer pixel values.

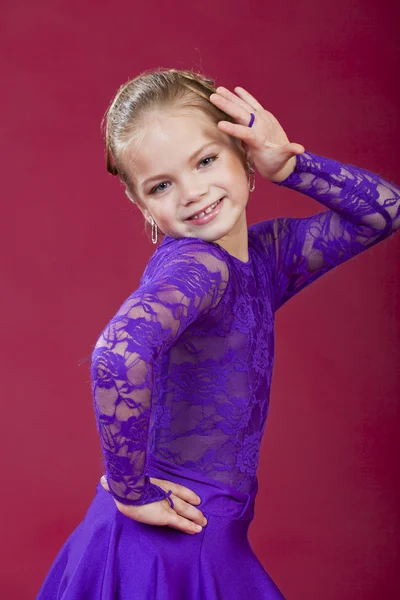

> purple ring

[
  {"left": 248, "top": 112, "right": 255, "bottom": 128},
  {"left": 165, "top": 489, "right": 174, "bottom": 509}
]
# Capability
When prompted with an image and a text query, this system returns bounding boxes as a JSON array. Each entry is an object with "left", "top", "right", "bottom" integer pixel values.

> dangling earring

[
  {"left": 149, "top": 217, "right": 158, "bottom": 244},
  {"left": 247, "top": 161, "right": 256, "bottom": 192}
]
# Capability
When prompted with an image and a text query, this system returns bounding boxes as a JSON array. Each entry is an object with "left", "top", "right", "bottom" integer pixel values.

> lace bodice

[{"left": 91, "top": 152, "right": 399, "bottom": 506}]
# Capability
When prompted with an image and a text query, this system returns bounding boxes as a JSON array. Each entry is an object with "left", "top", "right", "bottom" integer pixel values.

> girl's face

[{"left": 124, "top": 107, "right": 250, "bottom": 255}]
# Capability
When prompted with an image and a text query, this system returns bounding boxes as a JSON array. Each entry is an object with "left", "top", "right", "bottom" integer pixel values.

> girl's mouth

[{"left": 186, "top": 197, "right": 224, "bottom": 225}]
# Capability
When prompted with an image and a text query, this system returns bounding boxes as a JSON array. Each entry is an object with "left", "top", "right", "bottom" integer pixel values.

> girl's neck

[{"left": 213, "top": 212, "right": 249, "bottom": 263}]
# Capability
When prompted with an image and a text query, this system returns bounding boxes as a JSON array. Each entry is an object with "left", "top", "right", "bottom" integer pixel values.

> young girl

[{"left": 37, "top": 68, "right": 399, "bottom": 600}]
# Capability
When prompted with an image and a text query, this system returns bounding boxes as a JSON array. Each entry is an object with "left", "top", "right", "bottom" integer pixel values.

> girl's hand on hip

[
  {"left": 209, "top": 86, "right": 305, "bottom": 183},
  {"left": 100, "top": 475, "right": 208, "bottom": 535}
]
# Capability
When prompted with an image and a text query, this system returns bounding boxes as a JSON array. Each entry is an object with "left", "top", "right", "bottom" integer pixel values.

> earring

[
  {"left": 149, "top": 217, "right": 158, "bottom": 244},
  {"left": 247, "top": 161, "right": 256, "bottom": 192}
]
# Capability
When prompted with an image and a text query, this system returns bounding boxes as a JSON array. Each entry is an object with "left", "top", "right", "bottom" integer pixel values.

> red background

[{"left": 1, "top": 1, "right": 399, "bottom": 598}]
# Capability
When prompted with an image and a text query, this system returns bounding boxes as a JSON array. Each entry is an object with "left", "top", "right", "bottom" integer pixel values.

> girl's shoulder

[
  {"left": 248, "top": 219, "right": 276, "bottom": 240},
  {"left": 140, "top": 235, "right": 229, "bottom": 286}
]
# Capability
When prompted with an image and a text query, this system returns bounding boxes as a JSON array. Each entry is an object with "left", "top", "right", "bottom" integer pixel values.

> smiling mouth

[{"left": 187, "top": 198, "right": 223, "bottom": 221}]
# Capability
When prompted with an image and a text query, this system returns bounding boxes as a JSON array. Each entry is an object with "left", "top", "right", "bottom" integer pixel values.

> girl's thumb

[{"left": 289, "top": 143, "right": 305, "bottom": 155}]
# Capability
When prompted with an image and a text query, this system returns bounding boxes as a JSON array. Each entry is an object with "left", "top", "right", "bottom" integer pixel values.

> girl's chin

[{"left": 166, "top": 230, "right": 230, "bottom": 242}]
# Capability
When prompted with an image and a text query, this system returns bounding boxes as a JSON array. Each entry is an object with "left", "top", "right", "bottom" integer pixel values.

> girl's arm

[
  {"left": 275, "top": 151, "right": 399, "bottom": 233},
  {"left": 91, "top": 242, "right": 228, "bottom": 506},
  {"left": 251, "top": 152, "right": 399, "bottom": 311},
  {"left": 209, "top": 85, "right": 398, "bottom": 309}
]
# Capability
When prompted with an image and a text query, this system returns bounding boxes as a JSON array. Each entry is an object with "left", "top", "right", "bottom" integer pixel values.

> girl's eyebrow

[{"left": 140, "top": 141, "right": 217, "bottom": 188}]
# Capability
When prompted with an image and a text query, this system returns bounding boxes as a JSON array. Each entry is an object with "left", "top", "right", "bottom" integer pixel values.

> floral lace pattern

[
  {"left": 91, "top": 152, "right": 399, "bottom": 505},
  {"left": 262, "top": 152, "right": 399, "bottom": 310}
]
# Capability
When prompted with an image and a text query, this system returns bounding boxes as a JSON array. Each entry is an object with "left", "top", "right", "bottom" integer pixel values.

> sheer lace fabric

[{"left": 91, "top": 152, "right": 399, "bottom": 506}]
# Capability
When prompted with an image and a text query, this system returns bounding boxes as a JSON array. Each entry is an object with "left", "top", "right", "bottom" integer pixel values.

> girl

[{"left": 37, "top": 68, "right": 399, "bottom": 600}]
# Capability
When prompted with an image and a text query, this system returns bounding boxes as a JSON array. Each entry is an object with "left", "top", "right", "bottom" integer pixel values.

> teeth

[
  {"left": 204, "top": 204, "right": 216, "bottom": 215},
  {"left": 190, "top": 199, "right": 221, "bottom": 220}
]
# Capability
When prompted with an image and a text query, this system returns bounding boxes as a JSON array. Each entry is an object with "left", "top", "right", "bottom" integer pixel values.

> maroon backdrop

[{"left": 1, "top": 1, "right": 399, "bottom": 598}]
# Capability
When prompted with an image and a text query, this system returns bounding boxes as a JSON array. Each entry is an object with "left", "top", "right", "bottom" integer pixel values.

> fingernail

[
  {"left": 100, "top": 476, "right": 106, "bottom": 485},
  {"left": 195, "top": 525, "right": 202, "bottom": 531},
  {"left": 196, "top": 496, "right": 201, "bottom": 503}
]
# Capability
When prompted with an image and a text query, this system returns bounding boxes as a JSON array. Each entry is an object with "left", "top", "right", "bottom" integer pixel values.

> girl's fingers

[
  {"left": 287, "top": 142, "right": 306, "bottom": 154},
  {"left": 210, "top": 93, "right": 251, "bottom": 125},
  {"left": 218, "top": 120, "right": 292, "bottom": 151},
  {"left": 165, "top": 494, "right": 208, "bottom": 527},
  {"left": 214, "top": 86, "right": 252, "bottom": 112},
  {"left": 215, "top": 85, "right": 264, "bottom": 113},
  {"left": 216, "top": 120, "right": 260, "bottom": 145},
  {"left": 151, "top": 479, "right": 207, "bottom": 526},
  {"left": 233, "top": 86, "right": 264, "bottom": 111},
  {"left": 151, "top": 477, "right": 201, "bottom": 506},
  {"left": 101, "top": 475, "right": 202, "bottom": 510},
  {"left": 167, "top": 511, "right": 205, "bottom": 535},
  {"left": 102, "top": 475, "right": 207, "bottom": 534}
]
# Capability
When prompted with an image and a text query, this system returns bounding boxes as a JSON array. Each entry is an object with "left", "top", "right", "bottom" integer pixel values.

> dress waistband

[{"left": 147, "top": 455, "right": 258, "bottom": 521}]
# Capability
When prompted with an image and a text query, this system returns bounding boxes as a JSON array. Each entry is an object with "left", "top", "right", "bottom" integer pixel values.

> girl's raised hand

[
  {"left": 209, "top": 86, "right": 305, "bottom": 183},
  {"left": 100, "top": 475, "right": 208, "bottom": 535}
]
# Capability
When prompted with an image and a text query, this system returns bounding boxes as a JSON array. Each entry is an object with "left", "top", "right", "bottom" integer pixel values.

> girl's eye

[
  {"left": 199, "top": 154, "right": 218, "bottom": 168},
  {"left": 150, "top": 181, "right": 170, "bottom": 195},
  {"left": 149, "top": 155, "right": 218, "bottom": 194}
]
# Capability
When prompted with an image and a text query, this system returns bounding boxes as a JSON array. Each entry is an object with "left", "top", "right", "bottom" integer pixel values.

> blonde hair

[{"left": 102, "top": 68, "right": 237, "bottom": 192}]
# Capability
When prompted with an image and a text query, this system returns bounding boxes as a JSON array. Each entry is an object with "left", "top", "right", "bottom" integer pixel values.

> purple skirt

[{"left": 36, "top": 456, "right": 285, "bottom": 599}]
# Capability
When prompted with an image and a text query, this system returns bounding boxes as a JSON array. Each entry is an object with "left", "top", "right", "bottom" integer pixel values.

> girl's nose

[{"left": 181, "top": 175, "right": 209, "bottom": 204}]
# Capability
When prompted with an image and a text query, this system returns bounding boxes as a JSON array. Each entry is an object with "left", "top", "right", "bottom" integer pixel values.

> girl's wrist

[{"left": 268, "top": 155, "right": 297, "bottom": 184}]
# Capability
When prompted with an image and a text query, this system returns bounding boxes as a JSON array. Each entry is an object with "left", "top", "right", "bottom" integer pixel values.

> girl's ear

[
  {"left": 234, "top": 138, "right": 253, "bottom": 169},
  {"left": 240, "top": 142, "right": 254, "bottom": 169},
  {"left": 245, "top": 150, "right": 255, "bottom": 173}
]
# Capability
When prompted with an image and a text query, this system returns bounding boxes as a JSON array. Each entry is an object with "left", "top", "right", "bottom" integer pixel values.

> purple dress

[{"left": 37, "top": 153, "right": 399, "bottom": 599}]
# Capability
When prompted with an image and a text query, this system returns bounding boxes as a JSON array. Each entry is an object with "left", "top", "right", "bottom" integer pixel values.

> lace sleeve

[
  {"left": 252, "top": 152, "right": 399, "bottom": 311},
  {"left": 91, "top": 242, "right": 228, "bottom": 506}
]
